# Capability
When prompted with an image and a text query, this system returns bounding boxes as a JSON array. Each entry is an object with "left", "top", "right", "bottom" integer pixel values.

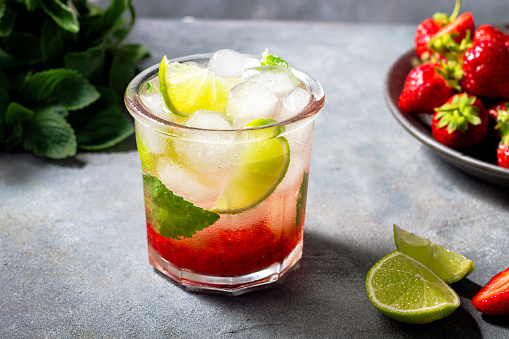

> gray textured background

[{"left": 94, "top": 0, "right": 509, "bottom": 25}]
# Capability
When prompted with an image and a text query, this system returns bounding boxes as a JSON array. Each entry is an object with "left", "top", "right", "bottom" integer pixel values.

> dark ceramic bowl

[{"left": 384, "top": 49, "right": 509, "bottom": 187}]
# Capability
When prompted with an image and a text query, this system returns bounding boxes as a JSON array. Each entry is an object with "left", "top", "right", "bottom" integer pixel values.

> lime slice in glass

[
  {"left": 394, "top": 224, "right": 475, "bottom": 284},
  {"left": 365, "top": 250, "right": 460, "bottom": 324},
  {"left": 158, "top": 56, "right": 239, "bottom": 117},
  {"left": 212, "top": 118, "right": 290, "bottom": 214}
]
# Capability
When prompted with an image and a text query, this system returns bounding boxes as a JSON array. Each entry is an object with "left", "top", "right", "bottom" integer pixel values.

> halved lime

[
  {"left": 394, "top": 224, "right": 475, "bottom": 284},
  {"left": 158, "top": 56, "right": 239, "bottom": 117},
  {"left": 211, "top": 118, "right": 290, "bottom": 214},
  {"left": 366, "top": 250, "right": 460, "bottom": 324}
]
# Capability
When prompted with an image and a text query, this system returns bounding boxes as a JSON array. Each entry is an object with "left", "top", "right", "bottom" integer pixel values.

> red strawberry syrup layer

[{"left": 147, "top": 211, "right": 304, "bottom": 276}]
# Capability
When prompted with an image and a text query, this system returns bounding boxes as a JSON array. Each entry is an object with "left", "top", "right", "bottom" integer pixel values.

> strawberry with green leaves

[
  {"left": 398, "top": 62, "right": 461, "bottom": 114},
  {"left": 416, "top": 0, "right": 474, "bottom": 61},
  {"left": 431, "top": 93, "right": 488, "bottom": 149},
  {"left": 460, "top": 39, "right": 509, "bottom": 99},
  {"left": 472, "top": 268, "right": 509, "bottom": 316},
  {"left": 489, "top": 102, "right": 509, "bottom": 168}
]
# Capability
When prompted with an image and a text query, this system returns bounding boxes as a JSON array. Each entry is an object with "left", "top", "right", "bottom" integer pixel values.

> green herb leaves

[
  {"left": 0, "top": 0, "right": 149, "bottom": 159},
  {"left": 143, "top": 174, "right": 220, "bottom": 240}
]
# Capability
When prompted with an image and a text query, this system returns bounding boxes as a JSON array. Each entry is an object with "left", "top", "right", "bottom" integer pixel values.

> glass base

[{"left": 148, "top": 242, "right": 303, "bottom": 295}]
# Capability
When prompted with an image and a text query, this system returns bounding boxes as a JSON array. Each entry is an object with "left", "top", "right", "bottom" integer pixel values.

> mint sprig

[
  {"left": 0, "top": 0, "right": 149, "bottom": 159},
  {"left": 260, "top": 49, "right": 291, "bottom": 69},
  {"left": 143, "top": 174, "right": 220, "bottom": 240}
]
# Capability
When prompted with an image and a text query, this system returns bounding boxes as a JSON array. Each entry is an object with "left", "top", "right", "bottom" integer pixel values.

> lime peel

[{"left": 158, "top": 56, "right": 184, "bottom": 116}]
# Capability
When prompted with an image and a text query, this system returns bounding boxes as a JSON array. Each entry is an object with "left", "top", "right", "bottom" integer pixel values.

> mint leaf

[
  {"left": 1, "top": 102, "right": 34, "bottom": 150},
  {"left": 108, "top": 44, "right": 149, "bottom": 96},
  {"left": 40, "top": 0, "right": 80, "bottom": 34},
  {"left": 64, "top": 45, "right": 106, "bottom": 79},
  {"left": 73, "top": 107, "right": 134, "bottom": 150},
  {"left": 0, "top": 32, "right": 41, "bottom": 67},
  {"left": 71, "top": 0, "right": 90, "bottom": 15},
  {"left": 0, "top": 70, "right": 8, "bottom": 121},
  {"left": 295, "top": 171, "right": 309, "bottom": 230},
  {"left": 260, "top": 50, "right": 290, "bottom": 69},
  {"left": 25, "top": 0, "right": 41, "bottom": 11},
  {"left": 22, "top": 106, "right": 77, "bottom": 159},
  {"left": 143, "top": 174, "right": 220, "bottom": 240},
  {"left": 41, "top": 20, "right": 65, "bottom": 68},
  {"left": 24, "top": 68, "right": 100, "bottom": 111},
  {"left": 0, "top": 4, "right": 16, "bottom": 38},
  {"left": 68, "top": 86, "right": 133, "bottom": 150}
]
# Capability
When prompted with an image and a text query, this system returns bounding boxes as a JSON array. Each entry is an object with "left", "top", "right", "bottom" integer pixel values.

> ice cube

[
  {"left": 155, "top": 157, "right": 220, "bottom": 208},
  {"left": 139, "top": 88, "right": 187, "bottom": 125},
  {"left": 135, "top": 122, "right": 170, "bottom": 155},
  {"left": 242, "top": 66, "right": 300, "bottom": 99},
  {"left": 173, "top": 110, "right": 240, "bottom": 178},
  {"left": 274, "top": 87, "right": 312, "bottom": 121},
  {"left": 208, "top": 49, "right": 261, "bottom": 79},
  {"left": 185, "top": 110, "right": 232, "bottom": 130},
  {"left": 224, "top": 81, "right": 279, "bottom": 127}
]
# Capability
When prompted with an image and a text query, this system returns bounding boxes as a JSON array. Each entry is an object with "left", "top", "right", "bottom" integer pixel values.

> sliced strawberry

[
  {"left": 433, "top": 11, "right": 474, "bottom": 44},
  {"left": 414, "top": 0, "right": 465, "bottom": 58},
  {"left": 431, "top": 93, "right": 488, "bottom": 149},
  {"left": 415, "top": 18, "right": 444, "bottom": 58},
  {"left": 473, "top": 268, "right": 509, "bottom": 316}
]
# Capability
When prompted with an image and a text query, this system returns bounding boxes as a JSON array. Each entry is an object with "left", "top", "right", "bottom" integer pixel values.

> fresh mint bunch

[{"left": 0, "top": 0, "right": 149, "bottom": 159}]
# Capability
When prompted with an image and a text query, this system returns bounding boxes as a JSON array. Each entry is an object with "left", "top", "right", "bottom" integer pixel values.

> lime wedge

[
  {"left": 394, "top": 224, "right": 475, "bottom": 284},
  {"left": 158, "top": 56, "right": 239, "bottom": 117},
  {"left": 366, "top": 250, "right": 460, "bottom": 324},
  {"left": 212, "top": 118, "right": 290, "bottom": 214}
]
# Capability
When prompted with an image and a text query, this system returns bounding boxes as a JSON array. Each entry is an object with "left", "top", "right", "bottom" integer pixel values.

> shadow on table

[
  {"left": 0, "top": 133, "right": 139, "bottom": 180},
  {"left": 183, "top": 232, "right": 484, "bottom": 338},
  {"left": 426, "top": 150, "right": 509, "bottom": 211}
]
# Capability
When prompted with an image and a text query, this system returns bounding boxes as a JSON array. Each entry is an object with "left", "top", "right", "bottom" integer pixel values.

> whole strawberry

[
  {"left": 497, "top": 139, "right": 509, "bottom": 168},
  {"left": 398, "top": 63, "right": 459, "bottom": 113},
  {"left": 490, "top": 102, "right": 509, "bottom": 168},
  {"left": 474, "top": 24, "right": 509, "bottom": 47},
  {"left": 487, "top": 101, "right": 509, "bottom": 120},
  {"left": 473, "top": 268, "right": 509, "bottom": 316},
  {"left": 461, "top": 40, "right": 509, "bottom": 99},
  {"left": 431, "top": 93, "right": 488, "bottom": 149}
]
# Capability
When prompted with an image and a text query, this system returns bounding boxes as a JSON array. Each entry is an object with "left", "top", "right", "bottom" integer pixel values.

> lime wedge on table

[
  {"left": 394, "top": 224, "right": 475, "bottom": 284},
  {"left": 158, "top": 56, "right": 239, "bottom": 117},
  {"left": 365, "top": 250, "right": 460, "bottom": 324},
  {"left": 212, "top": 118, "right": 290, "bottom": 214}
]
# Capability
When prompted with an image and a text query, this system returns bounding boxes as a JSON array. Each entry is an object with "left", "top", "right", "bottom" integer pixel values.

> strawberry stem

[
  {"left": 449, "top": 0, "right": 462, "bottom": 22},
  {"left": 435, "top": 93, "right": 480, "bottom": 134}
]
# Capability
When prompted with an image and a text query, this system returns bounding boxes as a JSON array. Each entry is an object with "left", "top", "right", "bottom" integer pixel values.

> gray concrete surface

[
  {"left": 94, "top": 0, "right": 509, "bottom": 25},
  {"left": 1, "top": 18, "right": 509, "bottom": 338}
]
